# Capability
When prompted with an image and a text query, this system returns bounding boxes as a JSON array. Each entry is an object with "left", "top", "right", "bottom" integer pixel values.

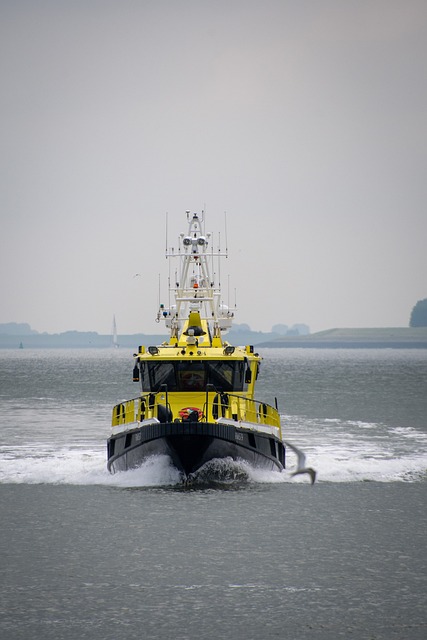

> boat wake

[
  {"left": 183, "top": 458, "right": 291, "bottom": 487},
  {"left": 185, "top": 458, "right": 251, "bottom": 486},
  {"left": 0, "top": 445, "right": 287, "bottom": 488},
  {"left": 0, "top": 413, "right": 425, "bottom": 487},
  {"left": 284, "top": 414, "right": 427, "bottom": 483}
]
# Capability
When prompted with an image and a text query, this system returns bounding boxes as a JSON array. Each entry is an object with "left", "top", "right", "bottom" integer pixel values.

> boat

[
  {"left": 107, "top": 211, "right": 286, "bottom": 478},
  {"left": 112, "top": 315, "right": 119, "bottom": 349}
]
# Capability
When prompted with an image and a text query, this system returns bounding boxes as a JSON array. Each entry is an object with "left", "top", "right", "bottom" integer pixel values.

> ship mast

[
  {"left": 112, "top": 315, "right": 119, "bottom": 348},
  {"left": 157, "top": 212, "right": 234, "bottom": 346}
]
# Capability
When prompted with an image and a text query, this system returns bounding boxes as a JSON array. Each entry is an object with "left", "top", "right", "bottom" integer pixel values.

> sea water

[{"left": 0, "top": 348, "right": 426, "bottom": 639}]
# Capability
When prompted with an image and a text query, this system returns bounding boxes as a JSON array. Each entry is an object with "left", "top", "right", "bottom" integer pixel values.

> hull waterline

[{"left": 107, "top": 421, "right": 285, "bottom": 476}]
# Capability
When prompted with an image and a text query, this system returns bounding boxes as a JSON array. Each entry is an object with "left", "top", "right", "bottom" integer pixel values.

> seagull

[{"left": 283, "top": 440, "right": 317, "bottom": 484}]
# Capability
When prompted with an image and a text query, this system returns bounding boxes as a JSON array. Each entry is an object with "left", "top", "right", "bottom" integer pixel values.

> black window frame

[{"left": 141, "top": 359, "right": 248, "bottom": 392}]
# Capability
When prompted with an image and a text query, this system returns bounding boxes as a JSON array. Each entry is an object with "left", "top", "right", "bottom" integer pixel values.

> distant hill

[
  {"left": 257, "top": 327, "right": 427, "bottom": 348},
  {"left": 0, "top": 322, "right": 38, "bottom": 335}
]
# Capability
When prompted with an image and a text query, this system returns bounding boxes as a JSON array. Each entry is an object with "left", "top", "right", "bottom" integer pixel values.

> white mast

[{"left": 157, "top": 212, "right": 234, "bottom": 340}]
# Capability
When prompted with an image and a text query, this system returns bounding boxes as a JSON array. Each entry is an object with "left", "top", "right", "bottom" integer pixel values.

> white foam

[
  {"left": 0, "top": 445, "right": 290, "bottom": 486},
  {"left": 0, "top": 445, "right": 107, "bottom": 485},
  {"left": 1, "top": 413, "right": 426, "bottom": 486},
  {"left": 283, "top": 414, "right": 427, "bottom": 483},
  {"left": 108, "top": 455, "right": 183, "bottom": 487},
  {"left": 0, "top": 446, "right": 183, "bottom": 487}
]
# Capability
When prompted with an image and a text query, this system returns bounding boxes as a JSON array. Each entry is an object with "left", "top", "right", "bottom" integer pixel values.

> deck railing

[{"left": 112, "top": 387, "right": 280, "bottom": 430}]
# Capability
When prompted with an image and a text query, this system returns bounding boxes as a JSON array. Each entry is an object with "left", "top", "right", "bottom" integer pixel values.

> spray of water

[{"left": 1, "top": 414, "right": 425, "bottom": 487}]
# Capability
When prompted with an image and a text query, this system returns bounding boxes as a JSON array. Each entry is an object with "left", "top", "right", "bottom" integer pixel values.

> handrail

[
  {"left": 205, "top": 392, "right": 281, "bottom": 429},
  {"left": 112, "top": 389, "right": 280, "bottom": 430}
]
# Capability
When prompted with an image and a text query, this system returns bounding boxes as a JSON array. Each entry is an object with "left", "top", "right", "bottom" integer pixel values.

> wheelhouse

[{"left": 138, "top": 358, "right": 254, "bottom": 393}]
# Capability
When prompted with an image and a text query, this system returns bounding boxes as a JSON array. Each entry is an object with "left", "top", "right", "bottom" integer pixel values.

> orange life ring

[{"left": 178, "top": 406, "right": 204, "bottom": 421}]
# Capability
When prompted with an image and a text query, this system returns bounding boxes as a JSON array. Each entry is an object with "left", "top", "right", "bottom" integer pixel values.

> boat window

[
  {"left": 144, "top": 361, "right": 177, "bottom": 392},
  {"left": 141, "top": 360, "right": 248, "bottom": 392},
  {"left": 206, "top": 360, "right": 245, "bottom": 391},
  {"left": 139, "top": 362, "right": 147, "bottom": 388},
  {"left": 177, "top": 361, "right": 206, "bottom": 391}
]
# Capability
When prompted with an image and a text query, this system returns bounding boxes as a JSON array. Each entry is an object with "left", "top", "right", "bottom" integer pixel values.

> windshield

[{"left": 139, "top": 360, "right": 247, "bottom": 392}]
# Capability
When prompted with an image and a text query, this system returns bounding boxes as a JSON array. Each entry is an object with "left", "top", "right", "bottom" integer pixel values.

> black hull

[{"left": 107, "top": 421, "right": 285, "bottom": 476}]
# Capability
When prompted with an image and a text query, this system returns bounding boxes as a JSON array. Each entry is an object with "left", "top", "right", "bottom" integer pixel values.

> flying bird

[{"left": 283, "top": 440, "right": 317, "bottom": 484}]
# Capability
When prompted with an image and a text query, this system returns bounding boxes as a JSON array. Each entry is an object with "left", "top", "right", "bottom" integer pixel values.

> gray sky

[{"left": 1, "top": 0, "right": 426, "bottom": 335}]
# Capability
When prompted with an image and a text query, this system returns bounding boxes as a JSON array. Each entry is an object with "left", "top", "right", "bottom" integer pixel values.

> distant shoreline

[
  {"left": 257, "top": 327, "right": 427, "bottom": 349},
  {"left": 0, "top": 333, "right": 169, "bottom": 349},
  {"left": 1, "top": 327, "right": 427, "bottom": 349},
  {"left": 258, "top": 340, "right": 427, "bottom": 349}
]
